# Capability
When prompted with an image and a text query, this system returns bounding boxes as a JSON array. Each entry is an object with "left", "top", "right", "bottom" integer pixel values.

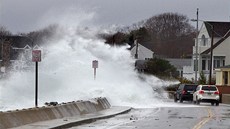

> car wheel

[
  {"left": 216, "top": 102, "right": 219, "bottom": 106},
  {"left": 211, "top": 102, "right": 214, "bottom": 106},
  {"left": 196, "top": 98, "right": 200, "bottom": 105},
  {"left": 174, "top": 96, "right": 178, "bottom": 103},
  {"left": 179, "top": 97, "right": 183, "bottom": 103},
  {"left": 193, "top": 100, "right": 196, "bottom": 104}
]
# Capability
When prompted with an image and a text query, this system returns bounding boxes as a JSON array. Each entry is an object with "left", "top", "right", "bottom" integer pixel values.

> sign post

[
  {"left": 32, "top": 50, "right": 41, "bottom": 107},
  {"left": 92, "top": 60, "right": 98, "bottom": 80}
]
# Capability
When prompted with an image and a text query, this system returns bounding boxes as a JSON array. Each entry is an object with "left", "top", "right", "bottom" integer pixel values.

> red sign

[
  {"left": 32, "top": 50, "right": 41, "bottom": 62},
  {"left": 92, "top": 60, "right": 98, "bottom": 68}
]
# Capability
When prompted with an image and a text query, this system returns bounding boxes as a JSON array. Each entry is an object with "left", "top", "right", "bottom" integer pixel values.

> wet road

[{"left": 69, "top": 102, "right": 230, "bottom": 129}]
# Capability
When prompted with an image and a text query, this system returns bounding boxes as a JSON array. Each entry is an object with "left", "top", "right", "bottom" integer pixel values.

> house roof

[
  {"left": 165, "top": 58, "right": 191, "bottom": 69},
  {"left": 130, "top": 42, "right": 154, "bottom": 52},
  {"left": 204, "top": 21, "right": 230, "bottom": 38},
  {"left": 201, "top": 30, "right": 230, "bottom": 54},
  {"left": 130, "top": 42, "right": 154, "bottom": 55},
  {"left": 140, "top": 42, "right": 154, "bottom": 51}
]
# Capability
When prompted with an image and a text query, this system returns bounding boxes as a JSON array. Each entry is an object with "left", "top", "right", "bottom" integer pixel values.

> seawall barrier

[{"left": 0, "top": 97, "right": 110, "bottom": 129}]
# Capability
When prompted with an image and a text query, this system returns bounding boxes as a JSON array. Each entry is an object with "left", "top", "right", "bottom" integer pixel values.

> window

[
  {"left": 202, "top": 60, "right": 206, "bottom": 70},
  {"left": 224, "top": 71, "right": 228, "bottom": 85},
  {"left": 184, "top": 85, "right": 198, "bottom": 91},
  {"left": 216, "top": 60, "right": 220, "bottom": 68},
  {"left": 208, "top": 60, "right": 210, "bottom": 70},
  {"left": 213, "top": 57, "right": 225, "bottom": 68},
  {"left": 196, "top": 86, "right": 200, "bottom": 91},
  {"left": 214, "top": 59, "right": 221, "bottom": 68},
  {"left": 194, "top": 60, "right": 198, "bottom": 71},
  {"left": 214, "top": 60, "right": 216, "bottom": 68},
  {"left": 201, "top": 86, "right": 217, "bottom": 91},
  {"left": 201, "top": 35, "right": 206, "bottom": 46}
]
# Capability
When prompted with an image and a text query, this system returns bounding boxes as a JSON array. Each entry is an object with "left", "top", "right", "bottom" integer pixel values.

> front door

[{"left": 224, "top": 71, "right": 228, "bottom": 85}]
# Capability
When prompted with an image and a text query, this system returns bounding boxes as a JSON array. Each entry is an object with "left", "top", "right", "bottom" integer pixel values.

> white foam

[{"left": 0, "top": 10, "right": 180, "bottom": 111}]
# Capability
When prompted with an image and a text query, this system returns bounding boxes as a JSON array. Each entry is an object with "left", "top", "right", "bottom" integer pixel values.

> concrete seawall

[{"left": 0, "top": 97, "right": 110, "bottom": 129}]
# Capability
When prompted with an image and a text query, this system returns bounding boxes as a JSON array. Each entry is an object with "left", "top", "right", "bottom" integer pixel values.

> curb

[{"left": 51, "top": 107, "right": 132, "bottom": 129}]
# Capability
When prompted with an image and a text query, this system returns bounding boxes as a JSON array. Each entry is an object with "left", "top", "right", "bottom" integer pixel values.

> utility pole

[
  {"left": 209, "top": 24, "right": 214, "bottom": 85},
  {"left": 195, "top": 8, "right": 199, "bottom": 84}
]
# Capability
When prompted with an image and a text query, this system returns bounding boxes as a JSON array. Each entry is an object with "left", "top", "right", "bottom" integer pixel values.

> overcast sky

[{"left": 0, "top": 0, "right": 230, "bottom": 34}]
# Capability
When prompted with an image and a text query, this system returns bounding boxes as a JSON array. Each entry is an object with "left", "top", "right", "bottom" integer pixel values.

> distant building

[
  {"left": 130, "top": 40, "right": 154, "bottom": 60},
  {"left": 130, "top": 40, "right": 154, "bottom": 72},
  {"left": 165, "top": 58, "right": 191, "bottom": 78},
  {"left": 0, "top": 36, "right": 41, "bottom": 73}
]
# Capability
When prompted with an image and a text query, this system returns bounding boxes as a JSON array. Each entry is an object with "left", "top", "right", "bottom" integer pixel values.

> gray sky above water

[{"left": 0, "top": 0, "right": 230, "bottom": 33}]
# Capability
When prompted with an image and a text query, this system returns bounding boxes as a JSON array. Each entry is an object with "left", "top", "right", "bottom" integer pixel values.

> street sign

[
  {"left": 92, "top": 60, "right": 98, "bottom": 68},
  {"left": 92, "top": 60, "right": 98, "bottom": 80},
  {"left": 32, "top": 50, "right": 41, "bottom": 107},
  {"left": 32, "top": 50, "right": 41, "bottom": 62}
]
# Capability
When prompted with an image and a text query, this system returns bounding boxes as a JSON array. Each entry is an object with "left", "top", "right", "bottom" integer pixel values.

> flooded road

[{"left": 70, "top": 103, "right": 230, "bottom": 129}]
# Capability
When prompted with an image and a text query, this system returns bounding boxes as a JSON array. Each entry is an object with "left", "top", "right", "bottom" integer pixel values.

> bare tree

[
  {"left": 144, "top": 12, "right": 194, "bottom": 41},
  {"left": 144, "top": 12, "right": 195, "bottom": 58},
  {"left": 100, "top": 12, "right": 195, "bottom": 58},
  {"left": 0, "top": 26, "right": 12, "bottom": 36},
  {"left": 26, "top": 24, "right": 59, "bottom": 45}
]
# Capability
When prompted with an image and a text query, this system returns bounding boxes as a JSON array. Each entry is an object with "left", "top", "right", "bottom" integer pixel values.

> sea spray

[{"left": 0, "top": 26, "right": 180, "bottom": 111}]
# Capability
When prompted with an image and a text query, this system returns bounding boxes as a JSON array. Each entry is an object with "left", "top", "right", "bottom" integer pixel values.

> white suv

[{"left": 193, "top": 85, "right": 220, "bottom": 106}]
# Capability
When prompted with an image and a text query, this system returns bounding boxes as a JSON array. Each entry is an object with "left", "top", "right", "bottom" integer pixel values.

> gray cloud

[{"left": 0, "top": 0, "right": 230, "bottom": 33}]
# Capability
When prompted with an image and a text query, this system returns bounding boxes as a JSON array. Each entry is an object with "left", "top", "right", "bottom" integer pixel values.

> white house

[
  {"left": 0, "top": 36, "right": 42, "bottom": 72},
  {"left": 165, "top": 58, "right": 191, "bottom": 78},
  {"left": 130, "top": 40, "right": 154, "bottom": 72},
  {"left": 130, "top": 40, "right": 154, "bottom": 60},
  {"left": 183, "top": 21, "right": 230, "bottom": 81}
]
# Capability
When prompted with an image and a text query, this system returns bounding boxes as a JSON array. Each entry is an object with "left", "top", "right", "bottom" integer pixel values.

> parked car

[
  {"left": 174, "top": 84, "right": 198, "bottom": 103},
  {"left": 193, "top": 85, "right": 220, "bottom": 106}
]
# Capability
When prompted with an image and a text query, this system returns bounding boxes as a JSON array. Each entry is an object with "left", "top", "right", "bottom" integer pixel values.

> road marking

[{"left": 192, "top": 107, "right": 213, "bottom": 129}]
